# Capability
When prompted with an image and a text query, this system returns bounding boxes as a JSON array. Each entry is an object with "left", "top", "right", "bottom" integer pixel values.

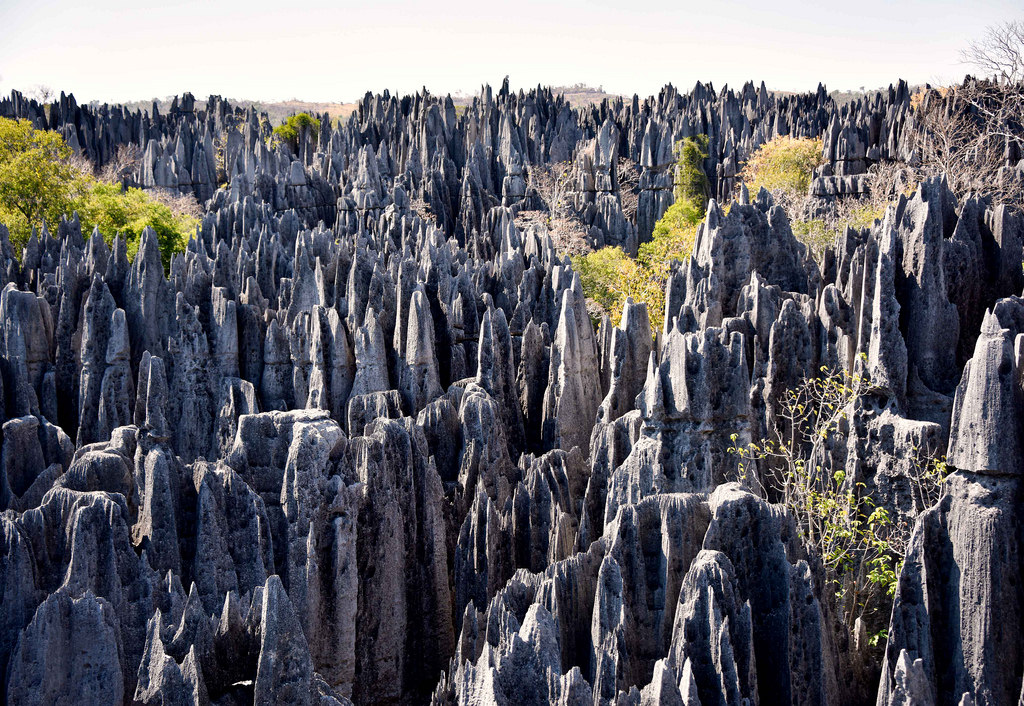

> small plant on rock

[{"left": 728, "top": 357, "right": 946, "bottom": 645}]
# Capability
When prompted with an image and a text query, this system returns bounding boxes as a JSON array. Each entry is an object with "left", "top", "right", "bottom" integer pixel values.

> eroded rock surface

[{"left": 0, "top": 83, "right": 1021, "bottom": 705}]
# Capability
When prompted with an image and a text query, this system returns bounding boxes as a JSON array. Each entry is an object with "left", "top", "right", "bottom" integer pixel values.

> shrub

[
  {"left": 0, "top": 118, "right": 196, "bottom": 270},
  {"left": 76, "top": 183, "right": 198, "bottom": 271},
  {"left": 729, "top": 360, "right": 946, "bottom": 646},
  {"left": 640, "top": 200, "right": 701, "bottom": 277},
  {"left": 571, "top": 247, "right": 641, "bottom": 323},
  {"left": 651, "top": 134, "right": 709, "bottom": 271},
  {"left": 0, "top": 117, "right": 89, "bottom": 250},
  {"left": 273, "top": 113, "right": 321, "bottom": 151},
  {"left": 790, "top": 218, "right": 831, "bottom": 257},
  {"left": 740, "top": 135, "right": 824, "bottom": 197},
  {"left": 913, "top": 79, "right": 1024, "bottom": 209},
  {"left": 572, "top": 206, "right": 700, "bottom": 333},
  {"left": 674, "top": 135, "right": 710, "bottom": 208},
  {"left": 571, "top": 246, "right": 631, "bottom": 318}
]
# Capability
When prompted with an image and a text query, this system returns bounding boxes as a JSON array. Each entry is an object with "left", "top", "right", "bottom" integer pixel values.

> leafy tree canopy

[
  {"left": 739, "top": 135, "right": 824, "bottom": 196},
  {"left": 0, "top": 117, "right": 197, "bottom": 271},
  {"left": 0, "top": 118, "right": 88, "bottom": 247},
  {"left": 573, "top": 135, "right": 710, "bottom": 332},
  {"left": 273, "top": 113, "right": 321, "bottom": 150}
]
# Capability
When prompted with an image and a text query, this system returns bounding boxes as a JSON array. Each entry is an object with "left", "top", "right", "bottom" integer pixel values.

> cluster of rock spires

[
  {"left": 1, "top": 82, "right": 1023, "bottom": 705},
  {"left": 3, "top": 78, "right": 971, "bottom": 253}
]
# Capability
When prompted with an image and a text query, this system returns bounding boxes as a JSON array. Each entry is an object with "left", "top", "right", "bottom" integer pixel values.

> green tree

[
  {"left": 0, "top": 117, "right": 197, "bottom": 270},
  {"left": 572, "top": 246, "right": 664, "bottom": 329},
  {"left": 572, "top": 202, "right": 702, "bottom": 333},
  {"left": 0, "top": 117, "right": 88, "bottom": 249},
  {"left": 573, "top": 135, "right": 710, "bottom": 332},
  {"left": 273, "top": 113, "right": 321, "bottom": 151},
  {"left": 643, "top": 196, "right": 704, "bottom": 271},
  {"left": 674, "top": 134, "right": 710, "bottom": 207},
  {"left": 76, "top": 183, "right": 197, "bottom": 271}
]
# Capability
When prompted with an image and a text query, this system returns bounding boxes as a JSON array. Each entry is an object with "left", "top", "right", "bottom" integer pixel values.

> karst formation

[{"left": 0, "top": 79, "right": 1023, "bottom": 705}]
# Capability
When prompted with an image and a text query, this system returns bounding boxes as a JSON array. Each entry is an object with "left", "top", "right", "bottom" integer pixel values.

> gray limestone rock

[
  {"left": 879, "top": 472, "right": 1023, "bottom": 706},
  {"left": 598, "top": 299, "right": 652, "bottom": 425},
  {"left": 398, "top": 289, "right": 443, "bottom": 414},
  {"left": 947, "top": 310, "right": 1024, "bottom": 475},
  {"left": 255, "top": 575, "right": 312, "bottom": 705},
  {"left": 3, "top": 82, "right": 1024, "bottom": 706},
  {"left": 6, "top": 589, "right": 125, "bottom": 706},
  {"left": 542, "top": 289, "right": 602, "bottom": 455}
]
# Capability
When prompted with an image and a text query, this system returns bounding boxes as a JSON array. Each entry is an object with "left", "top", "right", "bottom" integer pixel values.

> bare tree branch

[
  {"left": 961, "top": 20, "right": 1024, "bottom": 82},
  {"left": 913, "top": 78, "right": 1024, "bottom": 209}
]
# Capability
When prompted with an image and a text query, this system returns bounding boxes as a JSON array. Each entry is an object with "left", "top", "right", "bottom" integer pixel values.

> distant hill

[
  {"left": 449, "top": 83, "right": 623, "bottom": 109},
  {"left": 550, "top": 84, "right": 623, "bottom": 107},
  {"left": 244, "top": 99, "right": 358, "bottom": 126}
]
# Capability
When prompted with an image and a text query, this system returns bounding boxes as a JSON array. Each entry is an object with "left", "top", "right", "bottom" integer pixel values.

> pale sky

[{"left": 0, "top": 0, "right": 1019, "bottom": 104}]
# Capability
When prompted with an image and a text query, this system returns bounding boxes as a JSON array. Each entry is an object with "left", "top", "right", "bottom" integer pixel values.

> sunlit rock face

[{"left": 0, "top": 81, "right": 1022, "bottom": 705}]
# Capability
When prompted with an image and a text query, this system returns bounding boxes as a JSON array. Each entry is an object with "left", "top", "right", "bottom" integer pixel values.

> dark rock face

[
  {"left": 0, "top": 83, "right": 1022, "bottom": 705},
  {"left": 879, "top": 301, "right": 1024, "bottom": 706}
]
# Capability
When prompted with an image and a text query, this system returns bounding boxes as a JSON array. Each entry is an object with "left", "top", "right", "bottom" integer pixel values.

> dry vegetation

[
  {"left": 910, "top": 79, "right": 1024, "bottom": 208},
  {"left": 522, "top": 161, "right": 592, "bottom": 256}
]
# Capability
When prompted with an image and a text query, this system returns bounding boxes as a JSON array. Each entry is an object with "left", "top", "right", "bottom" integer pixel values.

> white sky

[{"left": 0, "top": 0, "right": 1020, "bottom": 104}]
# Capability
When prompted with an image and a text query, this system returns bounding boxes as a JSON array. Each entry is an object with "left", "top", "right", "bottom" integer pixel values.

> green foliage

[
  {"left": 728, "top": 357, "right": 947, "bottom": 645},
  {"left": 650, "top": 196, "right": 704, "bottom": 243},
  {"left": 674, "top": 135, "right": 710, "bottom": 207},
  {"left": 573, "top": 136, "right": 710, "bottom": 332},
  {"left": 644, "top": 134, "right": 709, "bottom": 276},
  {"left": 76, "top": 183, "right": 197, "bottom": 271},
  {"left": 740, "top": 135, "right": 824, "bottom": 196},
  {"left": 792, "top": 203, "right": 886, "bottom": 260},
  {"left": 637, "top": 199, "right": 703, "bottom": 315},
  {"left": 571, "top": 247, "right": 663, "bottom": 330},
  {"left": 571, "top": 247, "right": 631, "bottom": 318},
  {"left": 0, "top": 118, "right": 195, "bottom": 271},
  {"left": 868, "top": 629, "right": 889, "bottom": 649},
  {"left": 573, "top": 205, "right": 700, "bottom": 333},
  {"left": 0, "top": 117, "right": 89, "bottom": 250},
  {"left": 273, "top": 113, "right": 321, "bottom": 150}
]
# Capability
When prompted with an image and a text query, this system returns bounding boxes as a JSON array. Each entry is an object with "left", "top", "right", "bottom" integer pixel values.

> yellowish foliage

[
  {"left": 573, "top": 200, "right": 700, "bottom": 333},
  {"left": 571, "top": 247, "right": 661, "bottom": 328},
  {"left": 910, "top": 85, "right": 950, "bottom": 111},
  {"left": 740, "top": 136, "right": 824, "bottom": 196},
  {"left": 573, "top": 135, "right": 708, "bottom": 334}
]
